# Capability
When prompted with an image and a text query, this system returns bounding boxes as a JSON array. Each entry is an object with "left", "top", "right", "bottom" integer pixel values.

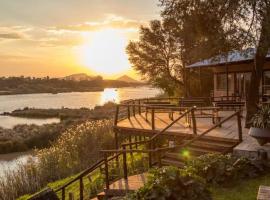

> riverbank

[
  {"left": 0, "top": 102, "right": 116, "bottom": 154},
  {"left": 0, "top": 77, "right": 145, "bottom": 96}
]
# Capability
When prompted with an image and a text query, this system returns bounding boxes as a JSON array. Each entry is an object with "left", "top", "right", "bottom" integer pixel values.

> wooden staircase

[{"left": 161, "top": 136, "right": 239, "bottom": 167}]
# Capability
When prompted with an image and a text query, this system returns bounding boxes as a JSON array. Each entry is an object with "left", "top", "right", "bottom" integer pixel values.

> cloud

[
  {"left": 0, "top": 33, "right": 23, "bottom": 39},
  {"left": 57, "top": 16, "right": 145, "bottom": 32},
  {"left": 0, "top": 54, "right": 31, "bottom": 61}
]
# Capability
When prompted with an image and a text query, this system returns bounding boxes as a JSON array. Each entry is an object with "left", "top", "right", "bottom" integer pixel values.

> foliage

[
  {"left": 0, "top": 123, "right": 66, "bottom": 154},
  {"left": 184, "top": 153, "right": 270, "bottom": 185},
  {"left": 0, "top": 76, "right": 144, "bottom": 95},
  {"left": 127, "top": 20, "right": 184, "bottom": 96},
  {"left": 160, "top": 0, "right": 270, "bottom": 124},
  {"left": 0, "top": 120, "right": 115, "bottom": 200},
  {"left": 251, "top": 105, "right": 270, "bottom": 128},
  {"left": 127, "top": 166, "right": 212, "bottom": 200}
]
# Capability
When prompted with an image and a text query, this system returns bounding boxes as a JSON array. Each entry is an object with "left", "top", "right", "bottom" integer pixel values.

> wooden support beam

[
  {"left": 104, "top": 154, "right": 110, "bottom": 190},
  {"left": 191, "top": 108, "right": 197, "bottom": 135},
  {"left": 114, "top": 105, "right": 119, "bottom": 126},
  {"left": 122, "top": 145, "right": 128, "bottom": 180},
  {"left": 237, "top": 112, "right": 243, "bottom": 142},
  {"left": 151, "top": 109, "right": 155, "bottom": 130},
  {"left": 79, "top": 177, "right": 84, "bottom": 200},
  {"left": 62, "top": 188, "right": 65, "bottom": 200}
]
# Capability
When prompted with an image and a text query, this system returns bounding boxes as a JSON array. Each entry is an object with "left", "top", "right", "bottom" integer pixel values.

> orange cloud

[
  {"left": 0, "top": 33, "right": 23, "bottom": 39},
  {"left": 56, "top": 17, "right": 145, "bottom": 32}
]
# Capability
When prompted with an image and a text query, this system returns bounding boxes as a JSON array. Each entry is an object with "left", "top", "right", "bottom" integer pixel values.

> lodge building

[{"left": 187, "top": 48, "right": 270, "bottom": 100}]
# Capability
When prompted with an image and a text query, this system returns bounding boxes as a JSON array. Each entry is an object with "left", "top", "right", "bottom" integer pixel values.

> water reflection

[{"left": 100, "top": 88, "right": 120, "bottom": 104}]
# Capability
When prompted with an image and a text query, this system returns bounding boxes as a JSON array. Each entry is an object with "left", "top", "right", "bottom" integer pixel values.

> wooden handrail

[{"left": 55, "top": 152, "right": 122, "bottom": 200}]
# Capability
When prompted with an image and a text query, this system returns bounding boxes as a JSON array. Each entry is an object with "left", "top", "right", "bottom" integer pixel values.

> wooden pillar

[
  {"left": 122, "top": 145, "right": 128, "bottom": 180},
  {"left": 104, "top": 154, "right": 109, "bottom": 190},
  {"left": 114, "top": 105, "right": 119, "bottom": 126},
  {"left": 79, "top": 177, "right": 84, "bottom": 200},
  {"left": 191, "top": 108, "right": 197, "bottom": 135},
  {"left": 226, "top": 64, "right": 229, "bottom": 100},
  {"left": 62, "top": 188, "right": 65, "bottom": 200},
  {"left": 151, "top": 109, "right": 155, "bottom": 130},
  {"left": 127, "top": 105, "right": 130, "bottom": 119},
  {"left": 237, "top": 112, "right": 243, "bottom": 142},
  {"left": 199, "top": 67, "right": 202, "bottom": 96},
  {"left": 262, "top": 70, "right": 265, "bottom": 101}
]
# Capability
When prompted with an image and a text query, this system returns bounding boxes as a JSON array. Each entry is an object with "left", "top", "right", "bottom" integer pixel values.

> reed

[{"left": 0, "top": 119, "right": 114, "bottom": 200}]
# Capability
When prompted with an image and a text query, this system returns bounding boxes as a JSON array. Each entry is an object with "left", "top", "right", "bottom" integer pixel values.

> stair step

[
  {"left": 161, "top": 158, "right": 185, "bottom": 168},
  {"left": 164, "top": 152, "right": 194, "bottom": 162},
  {"left": 197, "top": 136, "right": 239, "bottom": 146},
  {"left": 188, "top": 141, "right": 230, "bottom": 152},
  {"left": 186, "top": 146, "right": 221, "bottom": 156}
]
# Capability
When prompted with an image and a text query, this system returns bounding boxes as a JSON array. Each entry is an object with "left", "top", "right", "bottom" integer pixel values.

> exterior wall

[{"left": 212, "top": 61, "right": 270, "bottom": 98}]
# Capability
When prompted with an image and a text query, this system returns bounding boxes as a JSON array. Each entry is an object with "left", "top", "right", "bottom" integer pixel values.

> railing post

[
  {"left": 157, "top": 149, "right": 162, "bottom": 168},
  {"left": 129, "top": 136, "right": 133, "bottom": 156},
  {"left": 114, "top": 105, "right": 119, "bottom": 126},
  {"left": 148, "top": 141, "right": 152, "bottom": 168},
  {"left": 151, "top": 108, "right": 155, "bottom": 130},
  {"left": 138, "top": 100, "right": 141, "bottom": 115},
  {"left": 62, "top": 188, "right": 65, "bottom": 200},
  {"left": 132, "top": 100, "right": 135, "bottom": 116},
  {"left": 191, "top": 107, "right": 197, "bottom": 135},
  {"left": 127, "top": 105, "right": 130, "bottom": 119},
  {"left": 104, "top": 153, "right": 110, "bottom": 190},
  {"left": 68, "top": 193, "right": 74, "bottom": 200},
  {"left": 237, "top": 112, "right": 243, "bottom": 142},
  {"left": 79, "top": 177, "right": 84, "bottom": 200},
  {"left": 122, "top": 145, "right": 128, "bottom": 180}
]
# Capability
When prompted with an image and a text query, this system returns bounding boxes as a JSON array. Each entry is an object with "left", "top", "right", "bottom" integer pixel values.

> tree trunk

[{"left": 245, "top": 10, "right": 270, "bottom": 127}]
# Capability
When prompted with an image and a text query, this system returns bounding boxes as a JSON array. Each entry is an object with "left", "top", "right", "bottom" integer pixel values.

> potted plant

[{"left": 249, "top": 105, "right": 270, "bottom": 146}]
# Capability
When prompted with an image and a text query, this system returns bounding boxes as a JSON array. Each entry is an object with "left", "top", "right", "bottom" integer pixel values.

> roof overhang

[{"left": 187, "top": 48, "right": 270, "bottom": 69}]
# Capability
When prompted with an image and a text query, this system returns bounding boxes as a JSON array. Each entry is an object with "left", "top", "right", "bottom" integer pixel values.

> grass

[
  {"left": 212, "top": 174, "right": 270, "bottom": 200},
  {"left": 17, "top": 171, "right": 102, "bottom": 200}
]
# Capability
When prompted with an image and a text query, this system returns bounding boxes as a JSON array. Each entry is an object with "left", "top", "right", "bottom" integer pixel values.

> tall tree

[
  {"left": 126, "top": 11, "right": 230, "bottom": 96},
  {"left": 161, "top": 0, "right": 270, "bottom": 125},
  {"left": 126, "top": 20, "right": 185, "bottom": 95}
]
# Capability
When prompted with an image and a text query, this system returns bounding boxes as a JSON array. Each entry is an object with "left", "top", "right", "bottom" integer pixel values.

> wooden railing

[
  {"left": 101, "top": 109, "right": 243, "bottom": 191},
  {"left": 54, "top": 100, "right": 243, "bottom": 200}
]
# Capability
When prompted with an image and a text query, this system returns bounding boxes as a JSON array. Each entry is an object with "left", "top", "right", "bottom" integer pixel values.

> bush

[
  {"left": 127, "top": 167, "right": 212, "bottom": 200},
  {"left": 252, "top": 105, "right": 270, "bottom": 128},
  {"left": 184, "top": 154, "right": 270, "bottom": 185}
]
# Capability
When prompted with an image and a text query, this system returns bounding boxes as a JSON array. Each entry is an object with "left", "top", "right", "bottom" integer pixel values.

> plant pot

[{"left": 249, "top": 127, "right": 270, "bottom": 146}]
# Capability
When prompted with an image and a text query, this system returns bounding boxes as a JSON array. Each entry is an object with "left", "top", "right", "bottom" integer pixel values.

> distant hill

[
  {"left": 116, "top": 75, "right": 140, "bottom": 83},
  {"left": 64, "top": 73, "right": 102, "bottom": 81}
]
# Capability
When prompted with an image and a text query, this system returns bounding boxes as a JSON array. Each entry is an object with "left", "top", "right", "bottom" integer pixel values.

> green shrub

[
  {"left": 184, "top": 154, "right": 270, "bottom": 185},
  {"left": 127, "top": 166, "right": 212, "bottom": 200},
  {"left": 252, "top": 105, "right": 270, "bottom": 128}
]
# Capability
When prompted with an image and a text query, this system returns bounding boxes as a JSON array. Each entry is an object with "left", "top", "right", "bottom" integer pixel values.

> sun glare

[
  {"left": 100, "top": 88, "right": 120, "bottom": 104},
  {"left": 78, "top": 29, "right": 130, "bottom": 76}
]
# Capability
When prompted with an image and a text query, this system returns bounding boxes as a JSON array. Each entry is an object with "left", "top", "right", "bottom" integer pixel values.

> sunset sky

[{"left": 0, "top": 0, "right": 160, "bottom": 79}]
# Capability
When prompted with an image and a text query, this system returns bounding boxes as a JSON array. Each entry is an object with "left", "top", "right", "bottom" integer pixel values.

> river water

[{"left": 0, "top": 86, "right": 161, "bottom": 176}]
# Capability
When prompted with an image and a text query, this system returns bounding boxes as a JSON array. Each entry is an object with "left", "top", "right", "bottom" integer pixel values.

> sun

[{"left": 78, "top": 29, "right": 131, "bottom": 76}]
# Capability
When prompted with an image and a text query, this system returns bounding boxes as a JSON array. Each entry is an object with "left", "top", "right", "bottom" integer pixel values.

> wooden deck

[
  {"left": 116, "top": 111, "right": 270, "bottom": 159},
  {"left": 116, "top": 111, "right": 240, "bottom": 140}
]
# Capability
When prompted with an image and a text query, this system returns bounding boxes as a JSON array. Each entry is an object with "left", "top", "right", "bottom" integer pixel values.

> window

[
  {"left": 216, "top": 74, "right": 227, "bottom": 90},
  {"left": 264, "top": 71, "right": 270, "bottom": 94}
]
